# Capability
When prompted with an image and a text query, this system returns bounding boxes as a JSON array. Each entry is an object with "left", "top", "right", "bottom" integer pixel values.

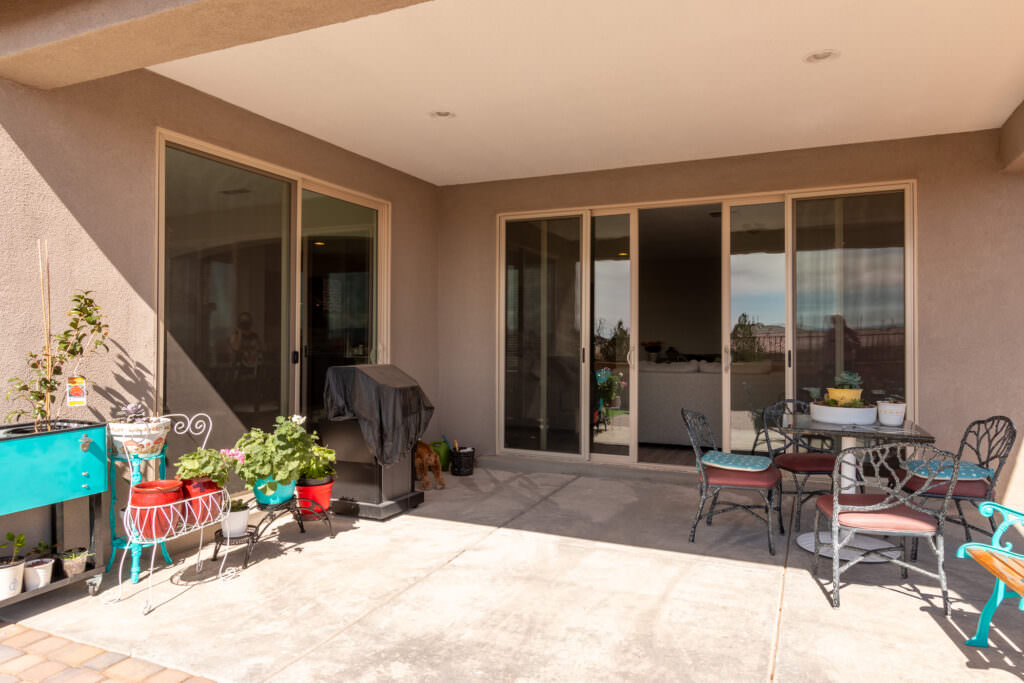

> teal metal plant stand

[
  {"left": 106, "top": 413, "right": 212, "bottom": 583},
  {"left": 956, "top": 501, "right": 1024, "bottom": 648}
]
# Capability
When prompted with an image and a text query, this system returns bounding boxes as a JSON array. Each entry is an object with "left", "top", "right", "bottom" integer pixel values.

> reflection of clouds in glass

[
  {"left": 731, "top": 252, "right": 785, "bottom": 326},
  {"left": 594, "top": 260, "right": 630, "bottom": 333}
]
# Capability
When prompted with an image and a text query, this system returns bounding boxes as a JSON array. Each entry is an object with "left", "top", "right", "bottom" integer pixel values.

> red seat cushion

[
  {"left": 774, "top": 452, "right": 836, "bottom": 474},
  {"left": 704, "top": 464, "right": 781, "bottom": 488},
  {"left": 902, "top": 474, "right": 990, "bottom": 499},
  {"left": 815, "top": 494, "right": 937, "bottom": 533}
]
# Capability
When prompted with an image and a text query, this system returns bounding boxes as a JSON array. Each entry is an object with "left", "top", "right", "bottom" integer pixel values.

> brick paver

[{"left": 0, "top": 621, "right": 208, "bottom": 682}]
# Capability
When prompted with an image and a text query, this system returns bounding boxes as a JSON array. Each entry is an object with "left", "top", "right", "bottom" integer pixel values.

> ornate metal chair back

[
  {"left": 956, "top": 416, "right": 1016, "bottom": 497},
  {"left": 762, "top": 399, "right": 828, "bottom": 458},
  {"left": 681, "top": 408, "right": 716, "bottom": 479}
]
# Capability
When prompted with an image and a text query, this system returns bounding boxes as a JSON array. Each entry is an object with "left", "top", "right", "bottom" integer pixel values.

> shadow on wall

[{"left": 87, "top": 338, "right": 154, "bottom": 421}]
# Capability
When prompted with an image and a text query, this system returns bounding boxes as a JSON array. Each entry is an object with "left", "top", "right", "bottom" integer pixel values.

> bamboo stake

[{"left": 37, "top": 240, "right": 52, "bottom": 430}]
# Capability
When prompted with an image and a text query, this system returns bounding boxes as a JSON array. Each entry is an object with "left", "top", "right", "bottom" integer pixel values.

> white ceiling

[{"left": 150, "top": 0, "right": 1024, "bottom": 186}]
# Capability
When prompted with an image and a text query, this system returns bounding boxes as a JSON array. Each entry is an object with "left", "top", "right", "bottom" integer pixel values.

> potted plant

[
  {"left": 0, "top": 533, "right": 26, "bottom": 599},
  {"left": 59, "top": 548, "right": 92, "bottom": 578},
  {"left": 809, "top": 372, "right": 878, "bottom": 425},
  {"left": 175, "top": 447, "right": 237, "bottom": 524},
  {"left": 23, "top": 541, "right": 56, "bottom": 591},
  {"left": 221, "top": 499, "right": 250, "bottom": 538},
  {"left": 234, "top": 415, "right": 318, "bottom": 505},
  {"left": 877, "top": 395, "right": 907, "bottom": 427},
  {"left": 108, "top": 403, "right": 171, "bottom": 459},
  {"left": 296, "top": 444, "right": 336, "bottom": 518}
]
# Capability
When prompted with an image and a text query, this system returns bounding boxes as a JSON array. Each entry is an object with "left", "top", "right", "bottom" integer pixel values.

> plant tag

[{"left": 66, "top": 376, "right": 87, "bottom": 407}]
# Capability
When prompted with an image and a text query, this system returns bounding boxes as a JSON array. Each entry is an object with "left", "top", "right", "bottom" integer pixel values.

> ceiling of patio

[{"left": 149, "top": 0, "right": 1024, "bottom": 186}]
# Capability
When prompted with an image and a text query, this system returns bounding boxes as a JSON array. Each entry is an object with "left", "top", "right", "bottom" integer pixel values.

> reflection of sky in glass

[
  {"left": 731, "top": 252, "right": 784, "bottom": 327},
  {"left": 594, "top": 259, "right": 630, "bottom": 333}
]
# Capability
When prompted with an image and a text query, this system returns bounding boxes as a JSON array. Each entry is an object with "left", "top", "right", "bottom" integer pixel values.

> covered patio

[{"left": 2, "top": 464, "right": 1020, "bottom": 682}]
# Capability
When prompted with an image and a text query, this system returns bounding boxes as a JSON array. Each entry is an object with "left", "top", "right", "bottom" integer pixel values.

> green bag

[{"left": 430, "top": 441, "right": 451, "bottom": 471}]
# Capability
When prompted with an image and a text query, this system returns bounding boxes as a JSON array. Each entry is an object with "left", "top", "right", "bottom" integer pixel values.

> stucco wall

[
  {"left": 437, "top": 130, "right": 1024, "bottom": 506},
  {"left": 0, "top": 69, "right": 441, "bottom": 542}
]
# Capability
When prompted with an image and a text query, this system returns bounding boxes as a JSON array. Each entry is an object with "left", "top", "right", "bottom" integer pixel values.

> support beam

[
  {"left": 999, "top": 97, "right": 1024, "bottom": 173},
  {"left": 0, "top": 0, "right": 430, "bottom": 89}
]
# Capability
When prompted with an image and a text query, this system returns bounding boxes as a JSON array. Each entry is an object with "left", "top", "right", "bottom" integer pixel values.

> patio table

[{"left": 778, "top": 414, "right": 935, "bottom": 561}]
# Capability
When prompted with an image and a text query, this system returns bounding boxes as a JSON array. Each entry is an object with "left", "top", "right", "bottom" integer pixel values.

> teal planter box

[
  {"left": 253, "top": 478, "right": 296, "bottom": 505},
  {"left": 0, "top": 421, "right": 107, "bottom": 517}
]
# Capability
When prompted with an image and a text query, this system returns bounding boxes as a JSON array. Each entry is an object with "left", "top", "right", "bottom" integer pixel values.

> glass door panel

[
  {"left": 590, "top": 214, "right": 632, "bottom": 457},
  {"left": 300, "top": 189, "right": 378, "bottom": 422},
  {"left": 163, "top": 145, "right": 291, "bottom": 444},
  {"left": 728, "top": 202, "right": 786, "bottom": 453},
  {"left": 504, "top": 217, "right": 582, "bottom": 453},
  {"left": 793, "top": 191, "right": 906, "bottom": 405}
]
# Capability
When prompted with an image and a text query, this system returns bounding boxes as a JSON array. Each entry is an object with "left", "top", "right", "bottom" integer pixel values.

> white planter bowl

[
  {"left": 23, "top": 558, "right": 54, "bottom": 591},
  {"left": 221, "top": 509, "right": 250, "bottom": 538},
  {"left": 109, "top": 417, "right": 171, "bottom": 457},
  {"left": 810, "top": 402, "right": 878, "bottom": 426},
  {"left": 877, "top": 401, "right": 907, "bottom": 427},
  {"left": 0, "top": 560, "right": 25, "bottom": 599}
]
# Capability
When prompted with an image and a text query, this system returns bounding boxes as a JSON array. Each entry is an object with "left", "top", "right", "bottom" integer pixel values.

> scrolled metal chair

[
  {"left": 763, "top": 399, "right": 836, "bottom": 532},
  {"left": 908, "top": 416, "right": 1016, "bottom": 542},
  {"left": 813, "top": 442, "right": 960, "bottom": 615},
  {"left": 682, "top": 408, "right": 784, "bottom": 555}
]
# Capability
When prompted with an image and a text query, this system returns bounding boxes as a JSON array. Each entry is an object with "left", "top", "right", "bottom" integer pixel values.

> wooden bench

[{"left": 956, "top": 502, "right": 1024, "bottom": 648}]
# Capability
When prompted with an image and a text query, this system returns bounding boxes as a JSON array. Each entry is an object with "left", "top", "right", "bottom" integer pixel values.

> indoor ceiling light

[
  {"left": 313, "top": 241, "right": 326, "bottom": 246},
  {"left": 804, "top": 49, "right": 839, "bottom": 63},
  {"left": 617, "top": 251, "right": 628, "bottom": 257},
  {"left": 430, "top": 111, "right": 456, "bottom": 119}
]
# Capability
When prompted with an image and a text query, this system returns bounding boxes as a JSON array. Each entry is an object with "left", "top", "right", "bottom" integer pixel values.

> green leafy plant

[
  {"left": 234, "top": 415, "right": 324, "bottom": 495},
  {"left": 29, "top": 541, "right": 55, "bottom": 558},
  {"left": 300, "top": 445, "right": 336, "bottom": 481},
  {"left": 6, "top": 283, "right": 109, "bottom": 428},
  {"left": 832, "top": 371, "right": 862, "bottom": 390},
  {"left": 175, "top": 447, "right": 236, "bottom": 487},
  {"left": 825, "top": 397, "right": 866, "bottom": 408},
  {"left": 595, "top": 370, "right": 626, "bottom": 405},
  {"left": 60, "top": 548, "right": 93, "bottom": 561},
  {"left": 228, "top": 499, "right": 249, "bottom": 513},
  {"left": 1, "top": 533, "right": 26, "bottom": 563}
]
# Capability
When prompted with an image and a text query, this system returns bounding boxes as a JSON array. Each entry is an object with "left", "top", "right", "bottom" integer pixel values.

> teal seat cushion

[
  {"left": 701, "top": 450, "right": 771, "bottom": 472},
  {"left": 908, "top": 459, "right": 993, "bottom": 481}
]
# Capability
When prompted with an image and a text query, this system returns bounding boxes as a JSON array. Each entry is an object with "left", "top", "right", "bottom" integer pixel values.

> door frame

[
  {"left": 496, "top": 180, "right": 917, "bottom": 466},
  {"left": 155, "top": 128, "right": 391, "bottom": 417}
]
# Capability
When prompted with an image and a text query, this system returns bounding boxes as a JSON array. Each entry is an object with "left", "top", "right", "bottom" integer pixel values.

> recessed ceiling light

[
  {"left": 617, "top": 252, "right": 628, "bottom": 257},
  {"left": 804, "top": 49, "right": 839, "bottom": 63},
  {"left": 430, "top": 111, "right": 456, "bottom": 119},
  {"left": 313, "top": 241, "right": 326, "bottom": 246}
]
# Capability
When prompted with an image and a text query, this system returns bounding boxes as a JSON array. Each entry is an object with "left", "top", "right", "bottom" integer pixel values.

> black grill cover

[{"left": 323, "top": 365, "right": 434, "bottom": 466}]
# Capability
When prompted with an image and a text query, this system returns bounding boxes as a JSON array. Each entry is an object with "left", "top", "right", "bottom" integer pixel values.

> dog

[{"left": 414, "top": 440, "right": 446, "bottom": 490}]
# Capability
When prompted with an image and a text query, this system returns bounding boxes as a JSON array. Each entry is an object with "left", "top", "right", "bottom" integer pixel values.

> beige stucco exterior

[
  {"left": 436, "top": 130, "right": 1024, "bottom": 507},
  {"left": 2, "top": 66, "right": 1023, "bottom": 546}
]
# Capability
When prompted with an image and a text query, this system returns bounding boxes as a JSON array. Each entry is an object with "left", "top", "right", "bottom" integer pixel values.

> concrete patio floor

[{"left": 1, "top": 464, "right": 1021, "bottom": 682}]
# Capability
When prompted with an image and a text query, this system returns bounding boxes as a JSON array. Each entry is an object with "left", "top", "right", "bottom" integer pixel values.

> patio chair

[
  {"left": 681, "top": 409, "right": 784, "bottom": 555},
  {"left": 906, "top": 416, "right": 1016, "bottom": 542},
  {"left": 813, "top": 442, "right": 960, "bottom": 615},
  {"left": 763, "top": 399, "right": 836, "bottom": 532},
  {"left": 955, "top": 502, "right": 1024, "bottom": 648}
]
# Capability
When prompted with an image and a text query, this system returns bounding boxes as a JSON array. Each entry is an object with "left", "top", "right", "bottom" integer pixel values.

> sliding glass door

[
  {"left": 503, "top": 216, "right": 583, "bottom": 454},
  {"left": 162, "top": 140, "right": 384, "bottom": 440}
]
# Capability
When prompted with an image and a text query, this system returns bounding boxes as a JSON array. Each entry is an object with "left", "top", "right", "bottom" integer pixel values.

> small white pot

[
  {"left": 0, "top": 559, "right": 25, "bottom": 599},
  {"left": 23, "top": 558, "right": 55, "bottom": 591},
  {"left": 877, "top": 401, "right": 907, "bottom": 427},
  {"left": 221, "top": 509, "right": 250, "bottom": 538}
]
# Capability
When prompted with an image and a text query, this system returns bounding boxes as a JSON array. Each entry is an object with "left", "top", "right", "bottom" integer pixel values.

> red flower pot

[
  {"left": 296, "top": 476, "right": 334, "bottom": 518},
  {"left": 129, "top": 480, "right": 183, "bottom": 540},
  {"left": 181, "top": 478, "right": 223, "bottom": 525}
]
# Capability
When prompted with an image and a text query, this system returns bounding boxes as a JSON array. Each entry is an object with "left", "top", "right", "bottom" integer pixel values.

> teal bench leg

[{"left": 966, "top": 580, "right": 1013, "bottom": 648}]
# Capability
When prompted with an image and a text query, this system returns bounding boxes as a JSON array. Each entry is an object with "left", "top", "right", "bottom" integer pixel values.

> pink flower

[{"left": 220, "top": 448, "right": 246, "bottom": 464}]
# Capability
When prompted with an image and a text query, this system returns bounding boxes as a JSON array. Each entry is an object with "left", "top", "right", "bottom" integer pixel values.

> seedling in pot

[
  {"left": 0, "top": 532, "right": 25, "bottom": 564},
  {"left": 29, "top": 541, "right": 55, "bottom": 558},
  {"left": 228, "top": 499, "right": 249, "bottom": 513},
  {"left": 115, "top": 402, "right": 149, "bottom": 423}
]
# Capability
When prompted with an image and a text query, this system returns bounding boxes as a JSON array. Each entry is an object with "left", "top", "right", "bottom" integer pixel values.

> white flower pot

[
  {"left": 23, "top": 558, "right": 55, "bottom": 591},
  {"left": 0, "top": 560, "right": 25, "bottom": 599},
  {"left": 109, "top": 417, "right": 171, "bottom": 457},
  {"left": 810, "top": 402, "right": 878, "bottom": 426},
  {"left": 877, "top": 401, "right": 907, "bottom": 427},
  {"left": 221, "top": 509, "right": 250, "bottom": 538}
]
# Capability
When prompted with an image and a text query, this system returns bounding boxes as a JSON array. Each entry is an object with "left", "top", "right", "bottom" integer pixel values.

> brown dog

[{"left": 414, "top": 440, "right": 445, "bottom": 490}]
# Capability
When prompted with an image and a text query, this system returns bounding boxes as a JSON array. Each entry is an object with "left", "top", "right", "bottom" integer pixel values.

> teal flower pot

[{"left": 253, "top": 478, "right": 296, "bottom": 505}]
